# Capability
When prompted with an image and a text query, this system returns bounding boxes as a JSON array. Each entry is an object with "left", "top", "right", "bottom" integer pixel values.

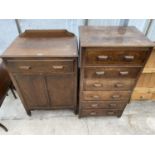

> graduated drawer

[
  {"left": 84, "top": 47, "right": 149, "bottom": 66},
  {"left": 81, "top": 101, "right": 127, "bottom": 109},
  {"left": 81, "top": 91, "right": 131, "bottom": 101},
  {"left": 6, "top": 59, "right": 74, "bottom": 73},
  {"left": 80, "top": 109, "right": 121, "bottom": 117},
  {"left": 84, "top": 79, "right": 136, "bottom": 91},
  {"left": 84, "top": 67, "right": 141, "bottom": 79}
]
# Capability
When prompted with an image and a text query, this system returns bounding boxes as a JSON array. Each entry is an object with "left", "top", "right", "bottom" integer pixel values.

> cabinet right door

[{"left": 46, "top": 74, "right": 75, "bottom": 108}]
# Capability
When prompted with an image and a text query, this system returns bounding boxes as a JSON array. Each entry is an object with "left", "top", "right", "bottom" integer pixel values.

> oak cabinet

[{"left": 1, "top": 30, "right": 78, "bottom": 116}]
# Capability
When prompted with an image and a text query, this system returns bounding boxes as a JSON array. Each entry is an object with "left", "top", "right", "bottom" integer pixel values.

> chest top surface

[
  {"left": 79, "top": 26, "right": 154, "bottom": 47},
  {"left": 1, "top": 30, "right": 78, "bottom": 58}
]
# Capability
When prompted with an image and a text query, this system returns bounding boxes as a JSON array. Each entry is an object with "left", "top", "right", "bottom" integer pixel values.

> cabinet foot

[{"left": 27, "top": 111, "right": 31, "bottom": 116}]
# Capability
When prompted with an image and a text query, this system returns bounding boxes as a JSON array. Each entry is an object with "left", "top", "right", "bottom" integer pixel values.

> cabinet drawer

[
  {"left": 84, "top": 79, "right": 136, "bottom": 91},
  {"left": 80, "top": 109, "right": 120, "bottom": 117},
  {"left": 84, "top": 67, "right": 141, "bottom": 79},
  {"left": 81, "top": 101, "right": 127, "bottom": 109},
  {"left": 84, "top": 47, "right": 149, "bottom": 66},
  {"left": 6, "top": 59, "right": 74, "bottom": 73},
  {"left": 82, "top": 91, "right": 131, "bottom": 101}
]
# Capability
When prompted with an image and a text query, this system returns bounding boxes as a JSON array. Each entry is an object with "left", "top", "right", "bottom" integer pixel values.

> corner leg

[
  {"left": 117, "top": 110, "right": 124, "bottom": 118},
  {"left": 0, "top": 123, "right": 8, "bottom": 132},
  {"left": 10, "top": 85, "right": 17, "bottom": 99},
  {"left": 27, "top": 110, "right": 31, "bottom": 116}
]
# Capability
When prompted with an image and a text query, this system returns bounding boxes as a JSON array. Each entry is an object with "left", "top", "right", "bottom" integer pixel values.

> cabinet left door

[{"left": 13, "top": 74, "right": 50, "bottom": 109}]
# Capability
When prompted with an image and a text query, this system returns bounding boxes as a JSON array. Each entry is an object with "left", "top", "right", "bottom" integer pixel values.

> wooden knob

[
  {"left": 91, "top": 103, "right": 98, "bottom": 108},
  {"left": 93, "top": 83, "right": 102, "bottom": 87},
  {"left": 96, "top": 71, "right": 105, "bottom": 76},
  {"left": 90, "top": 111, "right": 96, "bottom": 116},
  {"left": 124, "top": 55, "right": 134, "bottom": 61},
  {"left": 119, "top": 71, "right": 129, "bottom": 76},
  {"left": 107, "top": 111, "right": 115, "bottom": 115},
  {"left": 112, "top": 95, "right": 121, "bottom": 99},
  {"left": 52, "top": 65, "right": 64, "bottom": 69},
  {"left": 93, "top": 95, "right": 100, "bottom": 99},
  {"left": 115, "top": 83, "right": 123, "bottom": 88},
  {"left": 109, "top": 103, "right": 117, "bottom": 107},
  {"left": 97, "top": 55, "right": 109, "bottom": 60},
  {"left": 19, "top": 66, "right": 31, "bottom": 70}
]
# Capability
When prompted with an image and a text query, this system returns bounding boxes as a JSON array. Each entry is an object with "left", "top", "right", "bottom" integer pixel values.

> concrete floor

[{"left": 0, "top": 91, "right": 155, "bottom": 135}]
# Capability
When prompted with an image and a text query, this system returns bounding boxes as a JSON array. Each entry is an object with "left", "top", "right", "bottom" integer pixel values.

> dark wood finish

[
  {"left": 84, "top": 67, "right": 141, "bottom": 79},
  {"left": 1, "top": 30, "right": 78, "bottom": 115},
  {"left": 84, "top": 79, "right": 136, "bottom": 91},
  {"left": 84, "top": 47, "right": 149, "bottom": 66},
  {"left": 79, "top": 26, "right": 154, "bottom": 117}
]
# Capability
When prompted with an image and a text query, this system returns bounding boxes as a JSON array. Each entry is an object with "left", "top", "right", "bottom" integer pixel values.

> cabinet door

[
  {"left": 14, "top": 74, "right": 50, "bottom": 108},
  {"left": 46, "top": 74, "right": 74, "bottom": 108}
]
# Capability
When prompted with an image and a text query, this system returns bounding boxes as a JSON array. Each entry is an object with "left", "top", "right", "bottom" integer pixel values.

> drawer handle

[
  {"left": 107, "top": 111, "right": 115, "bottom": 115},
  {"left": 124, "top": 55, "right": 134, "bottom": 60},
  {"left": 93, "top": 95, "right": 100, "bottom": 99},
  {"left": 96, "top": 71, "right": 105, "bottom": 76},
  {"left": 109, "top": 103, "right": 117, "bottom": 107},
  {"left": 97, "top": 55, "right": 109, "bottom": 60},
  {"left": 115, "top": 83, "right": 124, "bottom": 88},
  {"left": 19, "top": 66, "right": 31, "bottom": 70},
  {"left": 91, "top": 103, "right": 99, "bottom": 108},
  {"left": 112, "top": 95, "right": 121, "bottom": 99},
  {"left": 119, "top": 71, "right": 129, "bottom": 76},
  {"left": 93, "top": 83, "right": 102, "bottom": 87},
  {"left": 52, "top": 65, "right": 64, "bottom": 69},
  {"left": 90, "top": 111, "right": 96, "bottom": 116}
]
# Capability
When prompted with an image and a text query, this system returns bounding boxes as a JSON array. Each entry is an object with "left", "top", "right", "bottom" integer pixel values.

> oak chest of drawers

[
  {"left": 1, "top": 30, "right": 78, "bottom": 116},
  {"left": 79, "top": 26, "right": 154, "bottom": 117}
]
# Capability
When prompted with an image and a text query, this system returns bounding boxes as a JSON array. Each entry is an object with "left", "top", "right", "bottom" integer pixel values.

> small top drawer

[
  {"left": 6, "top": 59, "right": 74, "bottom": 73},
  {"left": 84, "top": 47, "right": 150, "bottom": 66}
]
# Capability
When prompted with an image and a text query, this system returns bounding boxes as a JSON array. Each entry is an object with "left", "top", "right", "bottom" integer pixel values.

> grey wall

[{"left": 0, "top": 19, "right": 155, "bottom": 54}]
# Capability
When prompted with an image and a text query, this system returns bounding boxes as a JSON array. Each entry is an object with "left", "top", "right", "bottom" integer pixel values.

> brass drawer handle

[
  {"left": 93, "top": 83, "right": 102, "bottom": 87},
  {"left": 124, "top": 55, "right": 134, "bottom": 60},
  {"left": 115, "top": 83, "right": 124, "bottom": 88},
  {"left": 96, "top": 71, "right": 105, "bottom": 76},
  {"left": 112, "top": 95, "right": 121, "bottom": 99},
  {"left": 119, "top": 71, "right": 129, "bottom": 76},
  {"left": 19, "top": 66, "right": 31, "bottom": 70},
  {"left": 52, "top": 65, "right": 64, "bottom": 69},
  {"left": 93, "top": 95, "right": 100, "bottom": 99},
  {"left": 107, "top": 111, "right": 115, "bottom": 115},
  {"left": 91, "top": 103, "right": 99, "bottom": 108},
  {"left": 90, "top": 111, "right": 97, "bottom": 116},
  {"left": 97, "top": 55, "right": 109, "bottom": 60}
]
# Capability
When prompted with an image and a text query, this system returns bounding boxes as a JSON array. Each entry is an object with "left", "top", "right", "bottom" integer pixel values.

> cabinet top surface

[
  {"left": 79, "top": 26, "right": 154, "bottom": 47},
  {"left": 1, "top": 30, "right": 78, "bottom": 58}
]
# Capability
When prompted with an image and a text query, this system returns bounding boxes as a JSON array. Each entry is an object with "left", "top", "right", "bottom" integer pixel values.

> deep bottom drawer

[{"left": 80, "top": 109, "right": 123, "bottom": 117}]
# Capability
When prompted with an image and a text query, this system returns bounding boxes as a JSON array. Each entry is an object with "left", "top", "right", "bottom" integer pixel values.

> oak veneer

[
  {"left": 79, "top": 26, "right": 154, "bottom": 117},
  {"left": 1, "top": 30, "right": 78, "bottom": 116}
]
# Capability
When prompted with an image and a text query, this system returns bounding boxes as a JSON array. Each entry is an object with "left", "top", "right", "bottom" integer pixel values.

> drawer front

[
  {"left": 81, "top": 101, "right": 127, "bottom": 109},
  {"left": 6, "top": 60, "right": 74, "bottom": 73},
  {"left": 131, "top": 91, "right": 152, "bottom": 100},
  {"left": 84, "top": 67, "right": 141, "bottom": 79},
  {"left": 80, "top": 109, "right": 121, "bottom": 117},
  {"left": 84, "top": 47, "right": 149, "bottom": 66},
  {"left": 84, "top": 79, "right": 136, "bottom": 91},
  {"left": 82, "top": 91, "right": 131, "bottom": 101}
]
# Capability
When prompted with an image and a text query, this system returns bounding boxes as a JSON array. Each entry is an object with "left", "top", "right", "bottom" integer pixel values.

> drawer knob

[
  {"left": 93, "top": 83, "right": 102, "bottom": 87},
  {"left": 112, "top": 95, "right": 121, "bottom": 99},
  {"left": 91, "top": 103, "right": 99, "bottom": 108},
  {"left": 109, "top": 103, "right": 117, "bottom": 107},
  {"left": 19, "top": 66, "right": 31, "bottom": 70},
  {"left": 96, "top": 71, "right": 105, "bottom": 76},
  {"left": 124, "top": 55, "right": 134, "bottom": 61},
  {"left": 52, "top": 65, "right": 64, "bottom": 69},
  {"left": 115, "top": 83, "right": 124, "bottom": 88},
  {"left": 90, "top": 111, "right": 96, "bottom": 116},
  {"left": 93, "top": 95, "right": 100, "bottom": 99},
  {"left": 119, "top": 71, "right": 129, "bottom": 76},
  {"left": 107, "top": 111, "right": 115, "bottom": 115},
  {"left": 97, "top": 55, "right": 109, "bottom": 60}
]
